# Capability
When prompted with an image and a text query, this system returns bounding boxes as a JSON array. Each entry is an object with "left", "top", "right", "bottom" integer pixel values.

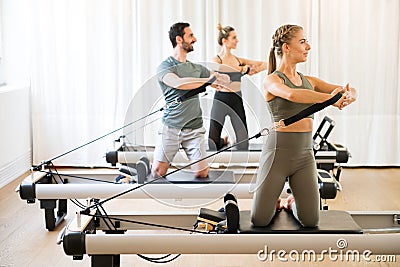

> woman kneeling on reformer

[{"left": 251, "top": 24, "right": 357, "bottom": 227}]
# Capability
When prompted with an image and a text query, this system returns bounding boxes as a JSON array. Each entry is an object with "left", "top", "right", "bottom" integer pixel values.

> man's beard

[{"left": 182, "top": 41, "right": 194, "bottom": 52}]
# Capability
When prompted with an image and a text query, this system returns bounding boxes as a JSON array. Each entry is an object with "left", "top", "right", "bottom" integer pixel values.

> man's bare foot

[
  {"left": 284, "top": 195, "right": 295, "bottom": 211},
  {"left": 223, "top": 136, "right": 229, "bottom": 146},
  {"left": 276, "top": 197, "right": 283, "bottom": 210}
]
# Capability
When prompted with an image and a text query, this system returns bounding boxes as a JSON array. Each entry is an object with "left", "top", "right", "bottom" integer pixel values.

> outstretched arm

[
  {"left": 306, "top": 76, "right": 357, "bottom": 109},
  {"left": 239, "top": 57, "right": 267, "bottom": 75},
  {"left": 264, "top": 74, "right": 347, "bottom": 109},
  {"left": 162, "top": 72, "right": 231, "bottom": 90},
  {"left": 162, "top": 73, "right": 214, "bottom": 90}
]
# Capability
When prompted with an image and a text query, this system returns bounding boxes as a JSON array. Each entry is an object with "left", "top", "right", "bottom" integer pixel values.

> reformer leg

[
  {"left": 40, "top": 199, "right": 68, "bottom": 231},
  {"left": 136, "top": 157, "right": 151, "bottom": 184},
  {"left": 91, "top": 255, "right": 120, "bottom": 267},
  {"left": 139, "top": 156, "right": 151, "bottom": 171},
  {"left": 224, "top": 193, "right": 240, "bottom": 233},
  {"left": 136, "top": 161, "right": 148, "bottom": 184}
]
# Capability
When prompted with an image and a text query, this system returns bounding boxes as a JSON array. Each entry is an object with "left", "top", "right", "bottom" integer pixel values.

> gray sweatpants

[{"left": 251, "top": 131, "right": 320, "bottom": 227}]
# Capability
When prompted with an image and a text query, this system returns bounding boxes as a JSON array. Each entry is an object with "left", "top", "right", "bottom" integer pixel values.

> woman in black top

[{"left": 208, "top": 24, "right": 267, "bottom": 150}]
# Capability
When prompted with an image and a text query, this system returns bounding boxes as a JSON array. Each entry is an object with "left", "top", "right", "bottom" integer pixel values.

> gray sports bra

[{"left": 268, "top": 71, "right": 315, "bottom": 122}]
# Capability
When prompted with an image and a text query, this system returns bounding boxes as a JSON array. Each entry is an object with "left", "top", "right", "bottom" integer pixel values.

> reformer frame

[
  {"left": 59, "top": 208, "right": 400, "bottom": 267},
  {"left": 18, "top": 168, "right": 338, "bottom": 230}
]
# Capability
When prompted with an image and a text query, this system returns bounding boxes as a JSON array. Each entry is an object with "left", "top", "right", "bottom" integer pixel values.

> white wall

[
  {"left": 0, "top": 86, "right": 31, "bottom": 188},
  {"left": 0, "top": 0, "right": 32, "bottom": 188}
]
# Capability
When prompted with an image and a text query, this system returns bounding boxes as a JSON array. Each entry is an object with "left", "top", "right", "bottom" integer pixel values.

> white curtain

[
  {"left": 316, "top": 0, "right": 400, "bottom": 165},
  {"left": 31, "top": 0, "right": 136, "bottom": 165},
  {"left": 28, "top": 0, "right": 399, "bottom": 166}
]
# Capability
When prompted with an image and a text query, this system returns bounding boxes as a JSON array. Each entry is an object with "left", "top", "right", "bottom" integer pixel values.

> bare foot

[
  {"left": 276, "top": 197, "right": 283, "bottom": 210},
  {"left": 223, "top": 136, "right": 229, "bottom": 146},
  {"left": 284, "top": 195, "right": 295, "bottom": 211}
]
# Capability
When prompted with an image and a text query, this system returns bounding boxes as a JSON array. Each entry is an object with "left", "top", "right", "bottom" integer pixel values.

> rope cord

[
  {"left": 82, "top": 88, "right": 341, "bottom": 209},
  {"left": 33, "top": 82, "right": 215, "bottom": 171},
  {"left": 38, "top": 170, "right": 117, "bottom": 184},
  {"left": 79, "top": 93, "right": 341, "bottom": 229},
  {"left": 137, "top": 254, "right": 181, "bottom": 264},
  {"left": 88, "top": 213, "right": 207, "bottom": 234},
  {"left": 84, "top": 129, "right": 265, "bottom": 211},
  {"left": 45, "top": 92, "right": 340, "bottom": 241},
  {"left": 33, "top": 108, "right": 164, "bottom": 171}
]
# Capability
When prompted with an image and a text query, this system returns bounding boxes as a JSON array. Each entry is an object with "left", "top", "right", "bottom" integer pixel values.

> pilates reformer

[
  {"left": 18, "top": 93, "right": 346, "bottom": 231},
  {"left": 20, "top": 92, "right": 399, "bottom": 266},
  {"left": 16, "top": 93, "right": 341, "bottom": 231},
  {"left": 56, "top": 151, "right": 398, "bottom": 266},
  {"left": 106, "top": 116, "right": 349, "bottom": 166},
  {"left": 18, "top": 155, "right": 338, "bottom": 231},
  {"left": 58, "top": 192, "right": 400, "bottom": 267}
]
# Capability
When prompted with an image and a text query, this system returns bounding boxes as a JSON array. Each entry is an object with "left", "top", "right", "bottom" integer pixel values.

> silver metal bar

[
  {"left": 34, "top": 183, "right": 256, "bottom": 199},
  {"left": 63, "top": 211, "right": 400, "bottom": 256},
  {"left": 93, "top": 211, "right": 400, "bottom": 232},
  {"left": 117, "top": 150, "right": 262, "bottom": 164},
  {"left": 84, "top": 233, "right": 400, "bottom": 255},
  {"left": 95, "top": 212, "right": 199, "bottom": 230},
  {"left": 115, "top": 150, "right": 337, "bottom": 164}
]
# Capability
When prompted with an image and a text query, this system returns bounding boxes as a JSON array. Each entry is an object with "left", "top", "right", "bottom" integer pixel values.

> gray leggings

[{"left": 251, "top": 131, "right": 320, "bottom": 227}]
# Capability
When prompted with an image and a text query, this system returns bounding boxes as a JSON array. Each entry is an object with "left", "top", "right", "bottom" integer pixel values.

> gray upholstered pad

[
  {"left": 239, "top": 210, "right": 363, "bottom": 234},
  {"left": 150, "top": 170, "right": 235, "bottom": 184}
]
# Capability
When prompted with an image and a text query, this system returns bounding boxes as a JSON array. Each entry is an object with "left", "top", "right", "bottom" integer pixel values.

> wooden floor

[{"left": 0, "top": 168, "right": 399, "bottom": 267}]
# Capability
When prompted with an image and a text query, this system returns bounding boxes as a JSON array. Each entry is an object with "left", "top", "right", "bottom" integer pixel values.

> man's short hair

[{"left": 169, "top": 22, "right": 190, "bottom": 48}]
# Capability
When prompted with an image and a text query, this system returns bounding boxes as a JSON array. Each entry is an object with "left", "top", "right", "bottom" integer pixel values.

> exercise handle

[{"left": 282, "top": 93, "right": 342, "bottom": 127}]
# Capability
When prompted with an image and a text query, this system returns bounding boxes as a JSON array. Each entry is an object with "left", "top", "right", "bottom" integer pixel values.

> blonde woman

[{"left": 251, "top": 24, "right": 356, "bottom": 227}]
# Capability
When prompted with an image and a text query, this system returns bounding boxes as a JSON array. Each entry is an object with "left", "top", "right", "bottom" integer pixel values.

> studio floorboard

[{"left": 0, "top": 167, "right": 399, "bottom": 266}]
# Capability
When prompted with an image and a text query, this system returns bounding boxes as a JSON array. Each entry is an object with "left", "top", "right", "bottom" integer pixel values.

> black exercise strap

[
  {"left": 243, "top": 66, "right": 250, "bottom": 75},
  {"left": 177, "top": 75, "right": 216, "bottom": 102},
  {"left": 282, "top": 92, "right": 342, "bottom": 127}
]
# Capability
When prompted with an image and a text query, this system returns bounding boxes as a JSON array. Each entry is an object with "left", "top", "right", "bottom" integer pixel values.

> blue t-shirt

[{"left": 157, "top": 56, "right": 211, "bottom": 129}]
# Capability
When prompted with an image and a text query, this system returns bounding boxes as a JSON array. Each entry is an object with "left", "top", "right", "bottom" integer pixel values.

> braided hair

[{"left": 268, "top": 24, "right": 303, "bottom": 74}]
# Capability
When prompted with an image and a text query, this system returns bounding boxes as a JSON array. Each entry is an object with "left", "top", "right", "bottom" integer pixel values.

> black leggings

[{"left": 208, "top": 91, "right": 248, "bottom": 150}]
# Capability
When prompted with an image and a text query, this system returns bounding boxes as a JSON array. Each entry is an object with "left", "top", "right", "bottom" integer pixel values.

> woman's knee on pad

[
  {"left": 297, "top": 212, "right": 319, "bottom": 228},
  {"left": 251, "top": 212, "right": 274, "bottom": 227}
]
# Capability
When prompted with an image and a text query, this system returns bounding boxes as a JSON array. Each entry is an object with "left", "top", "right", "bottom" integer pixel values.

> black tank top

[{"left": 216, "top": 55, "right": 244, "bottom": 82}]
